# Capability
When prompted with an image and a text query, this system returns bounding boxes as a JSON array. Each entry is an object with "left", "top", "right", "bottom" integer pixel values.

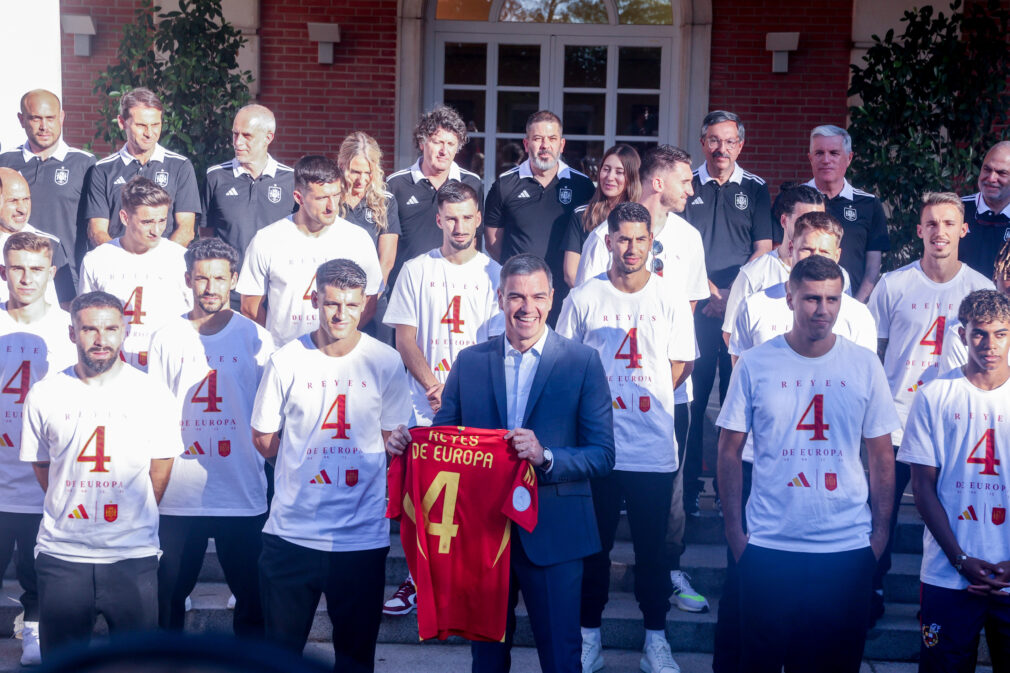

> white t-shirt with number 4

[
  {"left": 78, "top": 238, "right": 192, "bottom": 371},
  {"left": 148, "top": 313, "right": 276, "bottom": 516},
  {"left": 717, "top": 335, "right": 900, "bottom": 553},
  {"left": 236, "top": 216, "right": 382, "bottom": 346},
  {"left": 383, "top": 249, "right": 503, "bottom": 425},
  {"left": 20, "top": 364, "right": 183, "bottom": 563},
  {"left": 251, "top": 333, "right": 412, "bottom": 552},
  {"left": 868, "top": 261, "right": 993, "bottom": 445},
  {"left": 0, "top": 304, "right": 76, "bottom": 514},
  {"left": 557, "top": 273, "right": 697, "bottom": 472},
  {"left": 898, "top": 369, "right": 1010, "bottom": 590}
]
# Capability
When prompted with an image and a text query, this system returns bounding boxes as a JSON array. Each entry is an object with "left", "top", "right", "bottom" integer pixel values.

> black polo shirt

[
  {"left": 387, "top": 160, "right": 483, "bottom": 283},
  {"left": 484, "top": 160, "right": 594, "bottom": 321},
  {"left": 0, "top": 139, "right": 95, "bottom": 287},
  {"left": 563, "top": 205, "right": 593, "bottom": 255},
  {"left": 203, "top": 156, "right": 295, "bottom": 263},
  {"left": 958, "top": 192, "right": 1010, "bottom": 278},
  {"left": 341, "top": 191, "right": 402, "bottom": 249},
  {"left": 85, "top": 144, "right": 201, "bottom": 242},
  {"left": 685, "top": 163, "right": 773, "bottom": 288},
  {"left": 804, "top": 179, "right": 890, "bottom": 291}
]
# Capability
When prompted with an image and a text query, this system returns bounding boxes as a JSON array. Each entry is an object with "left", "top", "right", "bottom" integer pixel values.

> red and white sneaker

[{"left": 382, "top": 578, "right": 417, "bottom": 616}]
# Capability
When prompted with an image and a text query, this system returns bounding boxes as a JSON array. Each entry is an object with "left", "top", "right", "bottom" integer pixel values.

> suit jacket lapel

[
  {"left": 522, "top": 329, "right": 559, "bottom": 424},
  {"left": 489, "top": 334, "right": 508, "bottom": 428}
]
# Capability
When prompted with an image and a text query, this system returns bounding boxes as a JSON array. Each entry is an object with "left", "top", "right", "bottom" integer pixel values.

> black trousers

[
  {"left": 158, "top": 513, "right": 266, "bottom": 637},
  {"left": 685, "top": 308, "right": 731, "bottom": 498},
  {"left": 35, "top": 553, "right": 158, "bottom": 656},
  {"left": 712, "top": 460, "right": 753, "bottom": 673},
  {"left": 259, "top": 533, "right": 388, "bottom": 673},
  {"left": 666, "top": 402, "right": 689, "bottom": 571},
  {"left": 873, "top": 445, "right": 911, "bottom": 593},
  {"left": 738, "top": 545, "right": 876, "bottom": 673},
  {"left": 0, "top": 511, "right": 41, "bottom": 621},
  {"left": 581, "top": 470, "right": 674, "bottom": 630},
  {"left": 919, "top": 583, "right": 1010, "bottom": 672}
]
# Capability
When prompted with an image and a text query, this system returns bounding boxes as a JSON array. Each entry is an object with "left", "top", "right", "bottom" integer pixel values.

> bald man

[
  {"left": 959, "top": 141, "right": 1010, "bottom": 277},
  {"left": 202, "top": 104, "right": 294, "bottom": 285},
  {"left": 0, "top": 89, "right": 95, "bottom": 291},
  {"left": 0, "top": 169, "right": 71, "bottom": 305}
]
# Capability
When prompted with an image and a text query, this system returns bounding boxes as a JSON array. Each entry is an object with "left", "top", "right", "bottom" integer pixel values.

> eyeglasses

[{"left": 703, "top": 137, "right": 742, "bottom": 150}]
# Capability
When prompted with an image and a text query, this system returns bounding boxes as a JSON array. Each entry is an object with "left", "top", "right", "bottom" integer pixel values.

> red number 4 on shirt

[
  {"left": 967, "top": 428, "right": 1000, "bottom": 476},
  {"left": 796, "top": 394, "right": 829, "bottom": 440},
  {"left": 77, "top": 426, "right": 111, "bottom": 472}
]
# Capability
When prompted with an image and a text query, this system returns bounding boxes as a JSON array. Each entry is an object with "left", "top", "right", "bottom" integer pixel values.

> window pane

[
  {"left": 497, "top": 91, "right": 539, "bottom": 133},
  {"left": 617, "top": 94, "right": 660, "bottom": 137},
  {"left": 622, "top": 140, "right": 659, "bottom": 160},
  {"left": 499, "top": 0, "right": 607, "bottom": 23},
  {"left": 564, "top": 45, "right": 607, "bottom": 88},
  {"left": 618, "top": 47, "right": 661, "bottom": 89},
  {"left": 436, "top": 0, "right": 492, "bottom": 20},
  {"left": 562, "top": 140, "right": 605, "bottom": 181},
  {"left": 617, "top": 0, "right": 672, "bottom": 24},
  {"left": 499, "top": 44, "right": 541, "bottom": 87},
  {"left": 563, "top": 93, "right": 605, "bottom": 135},
  {"left": 445, "top": 43, "right": 486, "bottom": 85},
  {"left": 444, "top": 89, "right": 486, "bottom": 132},
  {"left": 496, "top": 139, "right": 527, "bottom": 177},
  {"left": 455, "top": 137, "right": 486, "bottom": 179}
]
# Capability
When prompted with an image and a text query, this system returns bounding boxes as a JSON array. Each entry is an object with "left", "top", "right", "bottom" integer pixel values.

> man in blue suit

[{"left": 386, "top": 253, "right": 615, "bottom": 673}]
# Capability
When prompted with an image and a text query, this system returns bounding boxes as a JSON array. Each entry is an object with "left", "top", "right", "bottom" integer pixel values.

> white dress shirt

[{"left": 504, "top": 328, "right": 550, "bottom": 430}]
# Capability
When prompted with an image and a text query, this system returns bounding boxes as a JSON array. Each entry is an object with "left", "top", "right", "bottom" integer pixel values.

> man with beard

[
  {"left": 20, "top": 291, "right": 182, "bottom": 657},
  {"left": 147, "top": 238, "right": 275, "bottom": 637},
  {"left": 484, "top": 110, "right": 595, "bottom": 324},
  {"left": 557, "top": 202, "right": 696, "bottom": 673},
  {"left": 0, "top": 232, "right": 76, "bottom": 665},
  {"left": 958, "top": 141, "right": 1010, "bottom": 277},
  {"left": 79, "top": 176, "right": 191, "bottom": 371}
]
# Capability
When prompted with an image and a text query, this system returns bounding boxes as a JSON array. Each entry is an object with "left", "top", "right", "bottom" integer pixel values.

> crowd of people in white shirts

[{"left": 1, "top": 83, "right": 1009, "bottom": 673}]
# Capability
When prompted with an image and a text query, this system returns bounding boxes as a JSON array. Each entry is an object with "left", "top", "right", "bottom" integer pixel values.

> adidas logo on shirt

[
  {"left": 691, "top": 196, "right": 704, "bottom": 205},
  {"left": 113, "top": 176, "right": 127, "bottom": 185},
  {"left": 517, "top": 190, "right": 530, "bottom": 199},
  {"left": 406, "top": 195, "right": 420, "bottom": 206},
  {"left": 225, "top": 187, "right": 239, "bottom": 196}
]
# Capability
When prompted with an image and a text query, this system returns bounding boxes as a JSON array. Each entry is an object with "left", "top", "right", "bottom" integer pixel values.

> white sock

[
  {"left": 645, "top": 629, "right": 666, "bottom": 645},
  {"left": 581, "top": 626, "right": 601, "bottom": 641}
]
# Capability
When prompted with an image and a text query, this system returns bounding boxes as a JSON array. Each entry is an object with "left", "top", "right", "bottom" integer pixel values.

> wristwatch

[
  {"left": 541, "top": 447, "right": 554, "bottom": 471},
  {"left": 954, "top": 553, "right": 968, "bottom": 572}
]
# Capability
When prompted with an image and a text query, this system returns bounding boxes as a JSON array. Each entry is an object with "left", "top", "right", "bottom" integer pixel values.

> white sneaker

[
  {"left": 227, "top": 594, "right": 236, "bottom": 610},
  {"left": 640, "top": 637, "right": 680, "bottom": 673},
  {"left": 581, "top": 633, "right": 604, "bottom": 673},
  {"left": 670, "top": 570, "right": 709, "bottom": 613},
  {"left": 382, "top": 577, "right": 417, "bottom": 616},
  {"left": 185, "top": 596, "right": 193, "bottom": 612},
  {"left": 20, "top": 621, "right": 41, "bottom": 666}
]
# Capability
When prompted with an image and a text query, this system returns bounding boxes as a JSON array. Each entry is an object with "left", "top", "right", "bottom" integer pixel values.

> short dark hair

[
  {"left": 772, "top": 183, "right": 826, "bottom": 223},
  {"left": 436, "top": 181, "right": 478, "bottom": 209},
  {"left": 3, "top": 231, "right": 54, "bottom": 261},
  {"left": 525, "top": 110, "right": 563, "bottom": 136},
  {"left": 958, "top": 289, "right": 1010, "bottom": 327},
  {"left": 500, "top": 253, "right": 553, "bottom": 290},
  {"left": 788, "top": 254, "right": 844, "bottom": 289},
  {"left": 70, "top": 291, "right": 124, "bottom": 320},
  {"left": 119, "top": 87, "right": 163, "bottom": 119},
  {"left": 294, "top": 155, "right": 340, "bottom": 192},
  {"left": 792, "top": 211, "right": 844, "bottom": 243},
  {"left": 414, "top": 104, "right": 468, "bottom": 148},
  {"left": 701, "top": 110, "right": 745, "bottom": 141},
  {"left": 640, "top": 145, "right": 692, "bottom": 182},
  {"left": 184, "top": 238, "right": 240, "bottom": 274},
  {"left": 316, "top": 259, "right": 367, "bottom": 293},
  {"left": 120, "top": 176, "right": 171, "bottom": 214},
  {"left": 607, "top": 201, "right": 651, "bottom": 233}
]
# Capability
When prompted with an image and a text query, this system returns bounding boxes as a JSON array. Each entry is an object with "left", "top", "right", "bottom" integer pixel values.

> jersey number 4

[
  {"left": 2, "top": 360, "right": 31, "bottom": 404},
  {"left": 124, "top": 287, "right": 146, "bottom": 325},
  {"left": 796, "top": 394, "right": 829, "bottom": 440},
  {"left": 440, "top": 296, "right": 466, "bottom": 334},
  {"left": 191, "top": 370, "right": 223, "bottom": 412},
  {"left": 77, "top": 426, "right": 111, "bottom": 473},
  {"left": 615, "top": 328, "right": 643, "bottom": 369},
  {"left": 322, "top": 394, "right": 351, "bottom": 439},
  {"left": 967, "top": 428, "right": 1000, "bottom": 476},
  {"left": 919, "top": 317, "right": 946, "bottom": 355},
  {"left": 422, "top": 470, "right": 460, "bottom": 554}
]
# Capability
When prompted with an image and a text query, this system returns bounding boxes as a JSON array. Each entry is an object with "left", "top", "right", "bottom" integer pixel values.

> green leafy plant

[
  {"left": 848, "top": 0, "right": 1010, "bottom": 269},
  {"left": 92, "top": 0, "right": 252, "bottom": 185}
]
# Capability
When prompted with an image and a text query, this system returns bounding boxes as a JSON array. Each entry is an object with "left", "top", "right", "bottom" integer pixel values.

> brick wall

[
  {"left": 708, "top": 0, "right": 853, "bottom": 195},
  {"left": 58, "top": 0, "right": 399, "bottom": 169}
]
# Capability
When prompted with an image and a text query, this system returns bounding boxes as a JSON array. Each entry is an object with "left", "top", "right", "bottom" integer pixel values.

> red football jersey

[{"left": 386, "top": 425, "right": 538, "bottom": 642}]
